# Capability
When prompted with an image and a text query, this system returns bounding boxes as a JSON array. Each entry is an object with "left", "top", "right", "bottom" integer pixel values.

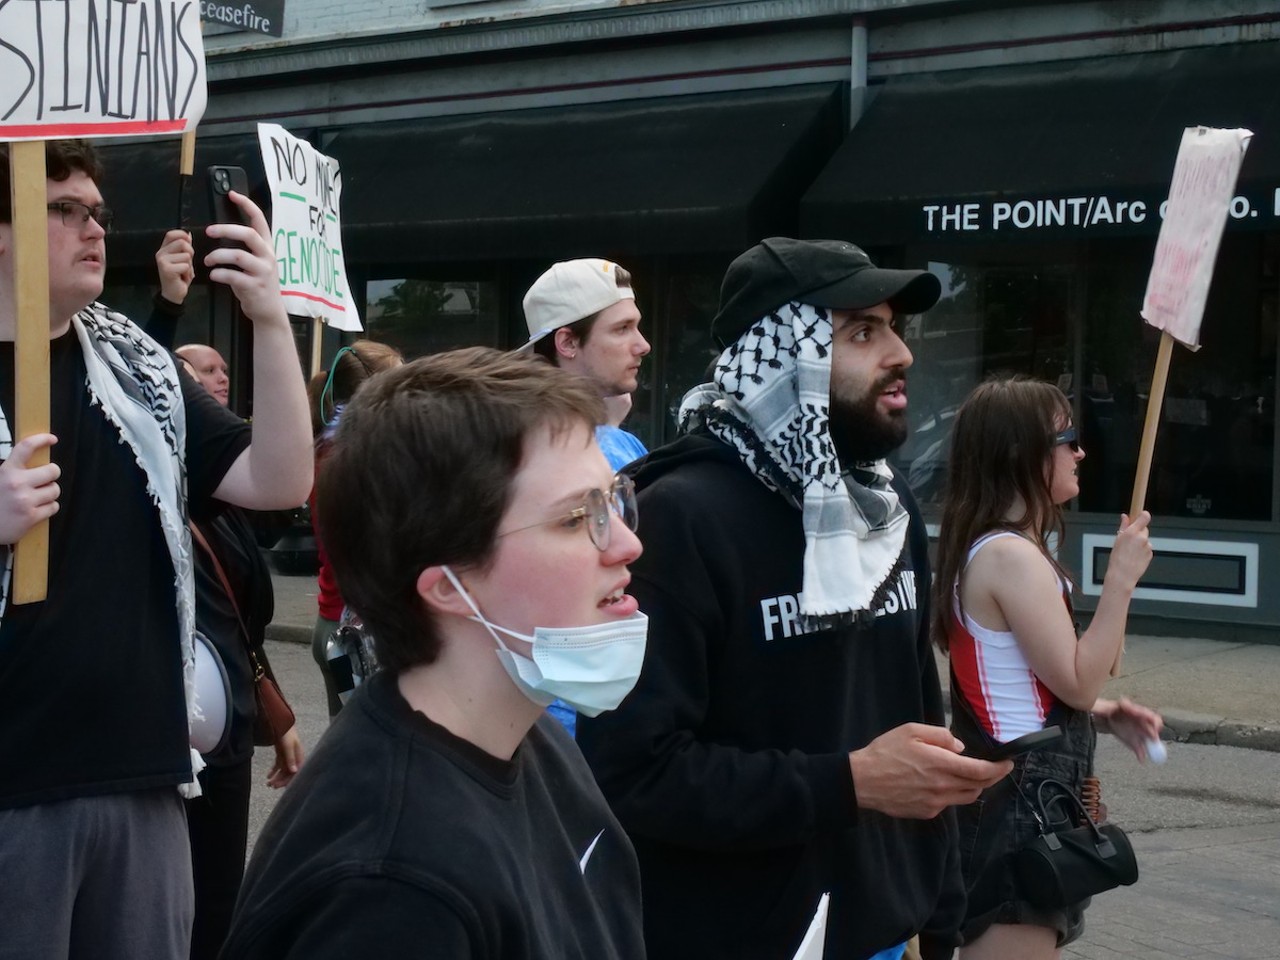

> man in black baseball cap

[
  {"left": 579, "top": 237, "right": 1007, "bottom": 960},
  {"left": 712, "top": 237, "right": 941, "bottom": 348}
]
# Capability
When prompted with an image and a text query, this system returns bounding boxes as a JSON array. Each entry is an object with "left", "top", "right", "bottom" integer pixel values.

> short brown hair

[
  {"left": 531, "top": 265, "right": 633, "bottom": 363},
  {"left": 0, "top": 140, "right": 102, "bottom": 223},
  {"left": 316, "top": 347, "right": 606, "bottom": 672}
]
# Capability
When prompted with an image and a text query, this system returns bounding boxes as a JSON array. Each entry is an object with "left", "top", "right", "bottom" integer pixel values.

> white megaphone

[{"left": 190, "top": 631, "right": 231, "bottom": 756}]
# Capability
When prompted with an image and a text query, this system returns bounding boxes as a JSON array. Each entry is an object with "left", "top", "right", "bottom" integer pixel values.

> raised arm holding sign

[{"left": 1114, "top": 125, "right": 1253, "bottom": 675}]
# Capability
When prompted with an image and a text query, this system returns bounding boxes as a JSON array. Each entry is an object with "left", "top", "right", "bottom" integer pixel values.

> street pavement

[{"left": 255, "top": 572, "right": 1280, "bottom": 957}]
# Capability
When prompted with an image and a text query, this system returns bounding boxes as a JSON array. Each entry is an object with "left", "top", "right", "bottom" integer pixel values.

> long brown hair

[
  {"left": 309, "top": 339, "right": 403, "bottom": 437},
  {"left": 931, "top": 376, "right": 1073, "bottom": 652}
]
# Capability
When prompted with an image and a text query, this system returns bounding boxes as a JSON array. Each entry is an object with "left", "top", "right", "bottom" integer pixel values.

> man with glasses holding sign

[
  {"left": 0, "top": 140, "right": 312, "bottom": 959},
  {"left": 224, "top": 347, "right": 647, "bottom": 959}
]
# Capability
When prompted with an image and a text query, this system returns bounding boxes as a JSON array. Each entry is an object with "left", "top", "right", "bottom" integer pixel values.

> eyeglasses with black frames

[
  {"left": 1051, "top": 426, "right": 1080, "bottom": 453},
  {"left": 47, "top": 201, "right": 113, "bottom": 234},
  {"left": 498, "top": 474, "right": 638, "bottom": 552}
]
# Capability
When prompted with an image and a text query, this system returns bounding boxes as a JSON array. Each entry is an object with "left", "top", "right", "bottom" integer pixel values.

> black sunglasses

[{"left": 1051, "top": 426, "right": 1080, "bottom": 452}]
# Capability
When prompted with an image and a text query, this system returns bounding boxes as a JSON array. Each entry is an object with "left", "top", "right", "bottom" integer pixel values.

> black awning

[
  {"left": 801, "top": 42, "right": 1280, "bottom": 245},
  {"left": 325, "top": 84, "right": 844, "bottom": 262},
  {"left": 95, "top": 133, "right": 272, "bottom": 268}
]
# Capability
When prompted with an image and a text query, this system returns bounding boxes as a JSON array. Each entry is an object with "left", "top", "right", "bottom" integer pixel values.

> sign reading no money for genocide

[
  {"left": 257, "top": 123, "right": 361, "bottom": 331},
  {"left": 0, "top": 0, "right": 207, "bottom": 139}
]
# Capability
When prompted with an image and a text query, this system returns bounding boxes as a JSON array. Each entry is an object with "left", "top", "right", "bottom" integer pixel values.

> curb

[
  {"left": 266, "top": 623, "right": 313, "bottom": 646},
  {"left": 1160, "top": 709, "right": 1280, "bottom": 754}
]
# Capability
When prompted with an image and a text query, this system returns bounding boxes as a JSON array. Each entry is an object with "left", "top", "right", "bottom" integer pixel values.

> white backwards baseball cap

[{"left": 520, "top": 258, "right": 634, "bottom": 350}]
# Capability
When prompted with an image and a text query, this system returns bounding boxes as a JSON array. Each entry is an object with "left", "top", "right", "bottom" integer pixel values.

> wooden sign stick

[
  {"left": 11, "top": 141, "right": 51, "bottom": 604},
  {"left": 310, "top": 318, "right": 324, "bottom": 377},
  {"left": 1110, "top": 330, "right": 1174, "bottom": 676}
]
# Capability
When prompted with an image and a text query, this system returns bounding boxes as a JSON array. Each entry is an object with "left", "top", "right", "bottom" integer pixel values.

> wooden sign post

[
  {"left": 1, "top": 1, "right": 208, "bottom": 602},
  {"left": 10, "top": 143, "right": 52, "bottom": 603},
  {"left": 1113, "top": 125, "right": 1253, "bottom": 675}
]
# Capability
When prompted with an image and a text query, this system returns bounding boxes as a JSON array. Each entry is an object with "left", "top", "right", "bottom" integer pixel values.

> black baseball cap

[{"left": 711, "top": 238, "right": 942, "bottom": 348}]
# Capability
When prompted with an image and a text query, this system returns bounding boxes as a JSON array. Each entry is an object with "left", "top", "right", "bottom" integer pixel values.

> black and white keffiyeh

[
  {"left": 680, "top": 302, "right": 908, "bottom": 619},
  {"left": 0, "top": 304, "right": 205, "bottom": 795}
]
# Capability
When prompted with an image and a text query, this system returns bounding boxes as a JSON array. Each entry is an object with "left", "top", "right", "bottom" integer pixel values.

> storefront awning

[
  {"left": 325, "top": 84, "right": 844, "bottom": 262},
  {"left": 800, "top": 42, "right": 1280, "bottom": 245}
]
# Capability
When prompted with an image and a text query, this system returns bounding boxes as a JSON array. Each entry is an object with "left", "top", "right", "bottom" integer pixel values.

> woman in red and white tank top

[{"left": 932, "top": 377, "right": 1161, "bottom": 960}]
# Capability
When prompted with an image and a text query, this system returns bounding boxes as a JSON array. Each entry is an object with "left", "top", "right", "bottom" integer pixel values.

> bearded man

[{"left": 577, "top": 238, "right": 1010, "bottom": 960}]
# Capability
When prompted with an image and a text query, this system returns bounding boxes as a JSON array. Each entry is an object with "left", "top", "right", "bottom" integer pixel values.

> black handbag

[{"left": 1013, "top": 778, "right": 1138, "bottom": 908}]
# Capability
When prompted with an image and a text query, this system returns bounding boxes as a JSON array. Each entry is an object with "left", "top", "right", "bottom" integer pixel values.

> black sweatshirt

[{"left": 577, "top": 433, "right": 964, "bottom": 960}]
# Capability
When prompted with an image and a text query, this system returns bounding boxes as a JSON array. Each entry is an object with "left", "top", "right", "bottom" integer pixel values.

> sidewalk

[{"left": 267, "top": 571, "right": 1280, "bottom": 752}]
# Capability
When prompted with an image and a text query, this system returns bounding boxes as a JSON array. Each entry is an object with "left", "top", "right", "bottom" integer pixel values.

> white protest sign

[
  {"left": 0, "top": 0, "right": 206, "bottom": 140},
  {"left": 1140, "top": 126, "right": 1252, "bottom": 350},
  {"left": 790, "top": 892, "right": 829, "bottom": 960},
  {"left": 257, "top": 123, "right": 361, "bottom": 331}
]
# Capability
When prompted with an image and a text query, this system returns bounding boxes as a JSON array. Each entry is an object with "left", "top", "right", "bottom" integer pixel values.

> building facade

[{"left": 99, "top": 0, "right": 1280, "bottom": 633}]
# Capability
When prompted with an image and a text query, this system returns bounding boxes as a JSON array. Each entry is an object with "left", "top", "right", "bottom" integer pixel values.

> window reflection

[{"left": 365, "top": 279, "right": 500, "bottom": 358}]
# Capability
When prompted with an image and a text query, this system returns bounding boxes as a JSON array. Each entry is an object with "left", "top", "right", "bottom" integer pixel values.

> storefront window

[
  {"left": 894, "top": 234, "right": 1277, "bottom": 524},
  {"left": 657, "top": 262, "right": 726, "bottom": 444},
  {"left": 364, "top": 279, "right": 500, "bottom": 359},
  {"left": 894, "top": 260, "right": 1074, "bottom": 510},
  {"left": 1079, "top": 235, "right": 1275, "bottom": 521}
]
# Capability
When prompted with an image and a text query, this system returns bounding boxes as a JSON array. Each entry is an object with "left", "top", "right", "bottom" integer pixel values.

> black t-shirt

[
  {"left": 0, "top": 323, "right": 249, "bottom": 809},
  {"left": 224, "top": 672, "right": 646, "bottom": 960}
]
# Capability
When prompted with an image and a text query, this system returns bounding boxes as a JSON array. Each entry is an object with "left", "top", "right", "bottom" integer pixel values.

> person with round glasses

[
  {"left": 223, "top": 347, "right": 647, "bottom": 959},
  {"left": 933, "top": 376, "right": 1162, "bottom": 958}
]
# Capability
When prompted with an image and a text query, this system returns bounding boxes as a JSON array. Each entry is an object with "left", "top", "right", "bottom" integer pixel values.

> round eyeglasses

[{"left": 498, "top": 474, "right": 638, "bottom": 552}]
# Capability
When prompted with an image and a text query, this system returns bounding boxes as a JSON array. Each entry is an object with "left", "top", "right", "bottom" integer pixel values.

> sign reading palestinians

[
  {"left": 0, "top": 0, "right": 206, "bottom": 140},
  {"left": 199, "top": 0, "right": 285, "bottom": 38},
  {"left": 257, "top": 123, "right": 361, "bottom": 331},
  {"left": 1141, "top": 126, "right": 1253, "bottom": 350}
]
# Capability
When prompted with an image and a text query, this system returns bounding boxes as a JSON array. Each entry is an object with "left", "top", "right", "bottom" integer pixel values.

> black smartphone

[
  {"left": 207, "top": 164, "right": 250, "bottom": 252},
  {"left": 980, "top": 725, "right": 1064, "bottom": 761}
]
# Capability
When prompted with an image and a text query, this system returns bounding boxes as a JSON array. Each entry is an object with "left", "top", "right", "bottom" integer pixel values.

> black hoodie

[{"left": 577, "top": 433, "right": 963, "bottom": 960}]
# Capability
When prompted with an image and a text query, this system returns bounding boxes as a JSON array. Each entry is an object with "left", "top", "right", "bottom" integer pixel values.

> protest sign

[
  {"left": 257, "top": 123, "right": 361, "bottom": 333},
  {"left": 0, "top": 0, "right": 207, "bottom": 140},
  {"left": 1141, "top": 127, "right": 1253, "bottom": 349},
  {"left": 1115, "top": 126, "right": 1252, "bottom": 674}
]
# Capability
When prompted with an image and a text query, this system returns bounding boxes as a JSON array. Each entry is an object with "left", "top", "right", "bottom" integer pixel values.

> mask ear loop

[
  {"left": 439, "top": 566, "right": 530, "bottom": 653},
  {"left": 319, "top": 345, "right": 355, "bottom": 427}
]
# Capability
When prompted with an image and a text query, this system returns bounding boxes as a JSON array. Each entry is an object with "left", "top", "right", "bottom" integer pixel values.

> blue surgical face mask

[{"left": 441, "top": 567, "right": 647, "bottom": 718}]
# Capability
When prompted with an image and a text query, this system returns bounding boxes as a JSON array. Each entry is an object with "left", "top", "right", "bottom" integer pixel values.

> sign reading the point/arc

[
  {"left": 257, "top": 123, "right": 361, "bottom": 331},
  {"left": 0, "top": 0, "right": 206, "bottom": 140}
]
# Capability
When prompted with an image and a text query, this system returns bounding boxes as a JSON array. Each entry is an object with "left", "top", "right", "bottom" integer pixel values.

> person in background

[
  {"left": 523, "top": 258, "right": 651, "bottom": 735},
  {"left": 933, "top": 376, "right": 1161, "bottom": 959},
  {"left": 147, "top": 229, "right": 306, "bottom": 960},
  {"left": 222, "top": 347, "right": 646, "bottom": 958},
  {"left": 525, "top": 258, "right": 650, "bottom": 471},
  {"left": 307, "top": 339, "right": 403, "bottom": 716}
]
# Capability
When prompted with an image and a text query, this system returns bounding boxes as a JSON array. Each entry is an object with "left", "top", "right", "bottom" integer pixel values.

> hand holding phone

[
  {"left": 207, "top": 164, "right": 250, "bottom": 254},
  {"left": 977, "top": 725, "right": 1064, "bottom": 761}
]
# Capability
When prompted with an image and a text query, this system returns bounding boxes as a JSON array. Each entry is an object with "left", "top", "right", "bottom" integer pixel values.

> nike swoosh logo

[{"left": 579, "top": 829, "right": 605, "bottom": 874}]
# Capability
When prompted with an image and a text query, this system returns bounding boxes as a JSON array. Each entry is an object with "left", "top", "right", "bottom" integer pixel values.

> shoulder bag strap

[{"left": 189, "top": 520, "right": 268, "bottom": 678}]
